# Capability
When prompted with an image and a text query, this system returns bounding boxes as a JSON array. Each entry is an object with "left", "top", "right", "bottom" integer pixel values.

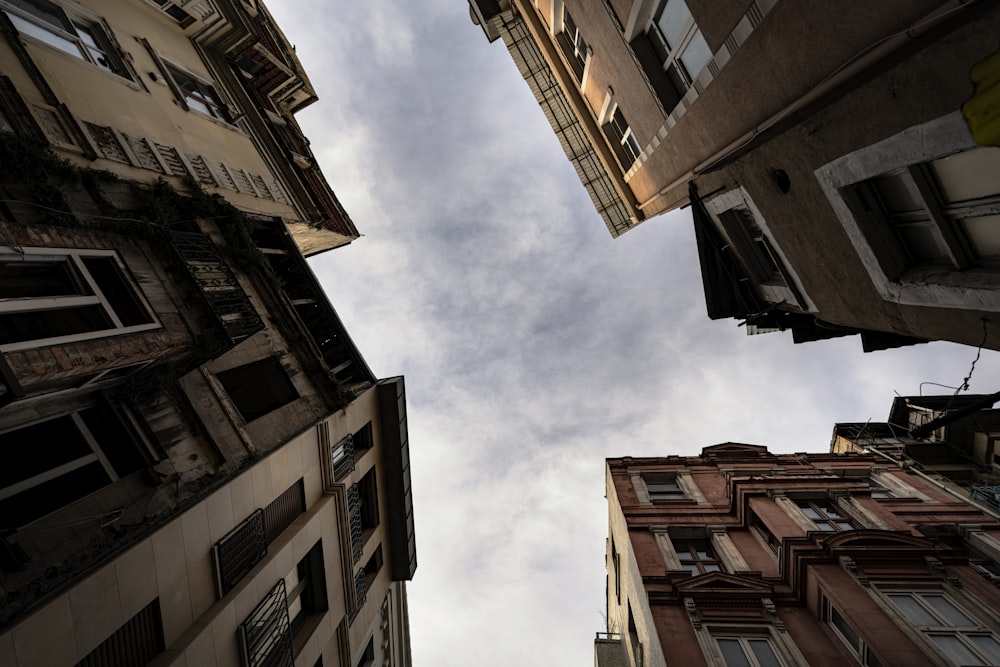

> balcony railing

[
  {"left": 169, "top": 230, "right": 264, "bottom": 344},
  {"left": 238, "top": 580, "right": 293, "bottom": 667},
  {"left": 347, "top": 483, "right": 364, "bottom": 564},
  {"left": 972, "top": 484, "right": 1000, "bottom": 513},
  {"left": 213, "top": 510, "right": 266, "bottom": 598}
]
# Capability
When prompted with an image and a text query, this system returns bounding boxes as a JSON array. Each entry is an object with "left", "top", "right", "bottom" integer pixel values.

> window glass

[
  {"left": 931, "top": 635, "right": 986, "bottom": 666},
  {"left": 923, "top": 595, "right": 974, "bottom": 626},
  {"left": 717, "top": 639, "right": 752, "bottom": 667},
  {"left": 959, "top": 216, "right": 1000, "bottom": 258},
  {"left": 679, "top": 28, "right": 711, "bottom": 79},
  {"left": 968, "top": 636, "right": 1000, "bottom": 664},
  {"left": 930, "top": 147, "right": 1000, "bottom": 202},
  {"left": 656, "top": 0, "right": 691, "bottom": 48},
  {"left": 888, "top": 594, "right": 944, "bottom": 626},
  {"left": 748, "top": 639, "right": 782, "bottom": 667},
  {"left": 7, "top": 12, "right": 79, "bottom": 57}
]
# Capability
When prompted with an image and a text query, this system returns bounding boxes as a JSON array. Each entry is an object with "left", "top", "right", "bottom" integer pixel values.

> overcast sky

[{"left": 268, "top": 2, "right": 1000, "bottom": 664}]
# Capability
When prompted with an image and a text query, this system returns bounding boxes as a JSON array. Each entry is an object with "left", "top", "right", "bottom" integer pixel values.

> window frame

[
  {"left": 704, "top": 188, "right": 813, "bottom": 312},
  {"left": 0, "top": 401, "right": 156, "bottom": 529},
  {"left": 826, "top": 600, "right": 884, "bottom": 667},
  {"left": 815, "top": 111, "right": 1000, "bottom": 310},
  {"left": 647, "top": 0, "right": 711, "bottom": 96},
  {"left": 697, "top": 624, "right": 805, "bottom": 667},
  {"left": 0, "top": 247, "right": 159, "bottom": 352},
  {"left": 676, "top": 538, "right": 724, "bottom": 576},
  {"left": 795, "top": 499, "right": 858, "bottom": 532},
  {"left": 1, "top": 0, "right": 132, "bottom": 80},
  {"left": 162, "top": 61, "right": 233, "bottom": 124},
  {"left": 878, "top": 588, "right": 1000, "bottom": 667},
  {"left": 558, "top": 7, "right": 589, "bottom": 83}
]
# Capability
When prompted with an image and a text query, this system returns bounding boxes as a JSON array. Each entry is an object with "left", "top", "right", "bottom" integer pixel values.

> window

[
  {"left": 0, "top": 402, "right": 152, "bottom": 529},
  {"left": 647, "top": 0, "right": 711, "bottom": 99},
  {"left": 704, "top": 189, "right": 809, "bottom": 311},
  {"left": 217, "top": 357, "right": 298, "bottom": 423},
  {"left": 2, "top": 0, "right": 128, "bottom": 77},
  {"left": 645, "top": 476, "right": 686, "bottom": 501},
  {"left": 796, "top": 500, "right": 856, "bottom": 532},
  {"left": 355, "top": 637, "right": 375, "bottom": 667},
  {"left": 362, "top": 544, "right": 383, "bottom": 592},
  {"left": 358, "top": 467, "right": 380, "bottom": 533},
  {"left": 239, "top": 542, "right": 326, "bottom": 667},
  {"left": 284, "top": 541, "right": 327, "bottom": 637},
  {"left": 676, "top": 539, "right": 723, "bottom": 575},
  {"left": 604, "top": 106, "right": 641, "bottom": 169},
  {"left": 828, "top": 603, "right": 883, "bottom": 667},
  {"left": 715, "top": 635, "right": 785, "bottom": 667},
  {"left": 816, "top": 112, "right": 1000, "bottom": 310},
  {"left": 751, "top": 513, "right": 781, "bottom": 553},
  {"left": 885, "top": 591, "right": 1000, "bottom": 666},
  {"left": 852, "top": 146, "right": 1000, "bottom": 279},
  {"left": 145, "top": 0, "right": 195, "bottom": 28},
  {"left": 352, "top": 422, "right": 374, "bottom": 461},
  {"left": 75, "top": 599, "right": 163, "bottom": 667},
  {"left": 862, "top": 478, "right": 892, "bottom": 499},
  {"left": 611, "top": 538, "right": 621, "bottom": 600},
  {"left": 0, "top": 248, "right": 157, "bottom": 352},
  {"left": 557, "top": 9, "right": 588, "bottom": 81},
  {"left": 165, "top": 64, "right": 229, "bottom": 121}
]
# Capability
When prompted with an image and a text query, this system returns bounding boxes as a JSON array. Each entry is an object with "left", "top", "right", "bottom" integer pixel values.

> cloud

[{"left": 268, "top": 2, "right": 1000, "bottom": 665}]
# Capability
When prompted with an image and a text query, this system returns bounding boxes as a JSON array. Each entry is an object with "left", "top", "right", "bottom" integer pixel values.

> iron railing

[
  {"left": 972, "top": 484, "right": 1000, "bottom": 513},
  {"left": 263, "top": 480, "right": 305, "bottom": 544},
  {"left": 169, "top": 230, "right": 263, "bottom": 343},
  {"left": 213, "top": 509, "right": 266, "bottom": 598},
  {"left": 239, "top": 580, "right": 293, "bottom": 667},
  {"left": 347, "top": 483, "right": 364, "bottom": 563}
]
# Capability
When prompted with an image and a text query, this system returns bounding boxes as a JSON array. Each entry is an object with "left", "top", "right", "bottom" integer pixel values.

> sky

[{"left": 268, "top": 2, "right": 1000, "bottom": 664}]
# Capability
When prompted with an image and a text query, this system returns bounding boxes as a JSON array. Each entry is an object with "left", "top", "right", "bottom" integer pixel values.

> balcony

[
  {"left": 168, "top": 230, "right": 263, "bottom": 344},
  {"left": 594, "top": 632, "right": 630, "bottom": 667},
  {"left": 972, "top": 484, "right": 1000, "bottom": 513}
]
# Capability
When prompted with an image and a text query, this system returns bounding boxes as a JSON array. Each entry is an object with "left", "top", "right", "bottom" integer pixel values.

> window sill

[
  {"left": 178, "top": 103, "right": 246, "bottom": 134},
  {"left": 290, "top": 611, "right": 326, "bottom": 657}
]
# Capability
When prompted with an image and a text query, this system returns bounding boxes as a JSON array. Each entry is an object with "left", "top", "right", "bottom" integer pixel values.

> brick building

[
  {"left": 469, "top": 0, "right": 1000, "bottom": 351},
  {"left": 601, "top": 444, "right": 1000, "bottom": 666},
  {"left": 0, "top": 1, "right": 414, "bottom": 665}
]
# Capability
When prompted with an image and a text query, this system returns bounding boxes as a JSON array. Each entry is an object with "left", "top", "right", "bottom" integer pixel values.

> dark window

[
  {"left": 355, "top": 638, "right": 375, "bottom": 667},
  {"left": 165, "top": 64, "right": 229, "bottom": 121},
  {"left": 75, "top": 599, "right": 163, "bottom": 667},
  {"left": 362, "top": 544, "right": 383, "bottom": 592},
  {"left": 717, "top": 208, "right": 786, "bottom": 286},
  {"left": 557, "top": 9, "right": 588, "bottom": 81},
  {"left": 829, "top": 604, "right": 883, "bottom": 667},
  {"left": 285, "top": 540, "right": 327, "bottom": 636},
  {"left": 676, "top": 539, "right": 723, "bottom": 575},
  {"left": 796, "top": 500, "right": 856, "bottom": 532},
  {"left": 604, "top": 107, "right": 641, "bottom": 169},
  {"left": 352, "top": 422, "right": 374, "bottom": 461},
  {"left": 751, "top": 512, "right": 781, "bottom": 553},
  {"left": 217, "top": 357, "right": 298, "bottom": 423},
  {"left": 645, "top": 476, "right": 686, "bottom": 501},
  {"left": 358, "top": 468, "right": 379, "bottom": 532},
  {"left": 0, "top": 250, "right": 155, "bottom": 350},
  {"left": 0, "top": 404, "right": 150, "bottom": 529}
]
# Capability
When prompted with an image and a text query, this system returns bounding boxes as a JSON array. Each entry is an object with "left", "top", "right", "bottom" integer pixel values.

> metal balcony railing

[
  {"left": 347, "top": 483, "right": 364, "bottom": 563},
  {"left": 972, "top": 484, "right": 1000, "bottom": 513},
  {"left": 213, "top": 510, "right": 266, "bottom": 598},
  {"left": 168, "top": 230, "right": 263, "bottom": 344}
]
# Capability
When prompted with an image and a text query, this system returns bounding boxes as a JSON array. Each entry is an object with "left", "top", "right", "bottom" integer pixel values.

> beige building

[
  {"left": 470, "top": 0, "right": 1000, "bottom": 351},
  {"left": 0, "top": 1, "right": 415, "bottom": 665}
]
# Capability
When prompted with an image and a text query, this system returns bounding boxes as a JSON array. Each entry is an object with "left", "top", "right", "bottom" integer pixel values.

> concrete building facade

[
  {"left": 602, "top": 444, "right": 1000, "bottom": 666},
  {"left": 0, "top": 1, "right": 414, "bottom": 665},
  {"left": 469, "top": 0, "right": 1000, "bottom": 351}
]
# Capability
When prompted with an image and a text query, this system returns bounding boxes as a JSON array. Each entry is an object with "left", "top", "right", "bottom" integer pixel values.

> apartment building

[
  {"left": 833, "top": 393, "right": 1000, "bottom": 515},
  {"left": 601, "top": 445, "right": 1000, "bottom": 666},
  {"left": 0, "top": 1, "right": 414, "bottom": 665},
  {"left": 469, "top": 0, "right": 1000, "bottom": 350}
]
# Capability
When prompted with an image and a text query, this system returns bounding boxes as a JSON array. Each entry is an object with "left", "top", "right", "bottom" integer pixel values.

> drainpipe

[{"left": 637, "top": 0, "right": 981, "bottom": 212}]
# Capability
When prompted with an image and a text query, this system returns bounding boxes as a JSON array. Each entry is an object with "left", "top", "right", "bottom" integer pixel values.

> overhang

[{"left": 377, "top": 377, "right": 417, "bottom": 581}]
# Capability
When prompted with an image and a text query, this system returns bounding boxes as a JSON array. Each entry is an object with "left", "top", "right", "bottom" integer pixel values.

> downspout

[{"left": 637, "top": 0, "right": 982, "bottom": 212}]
